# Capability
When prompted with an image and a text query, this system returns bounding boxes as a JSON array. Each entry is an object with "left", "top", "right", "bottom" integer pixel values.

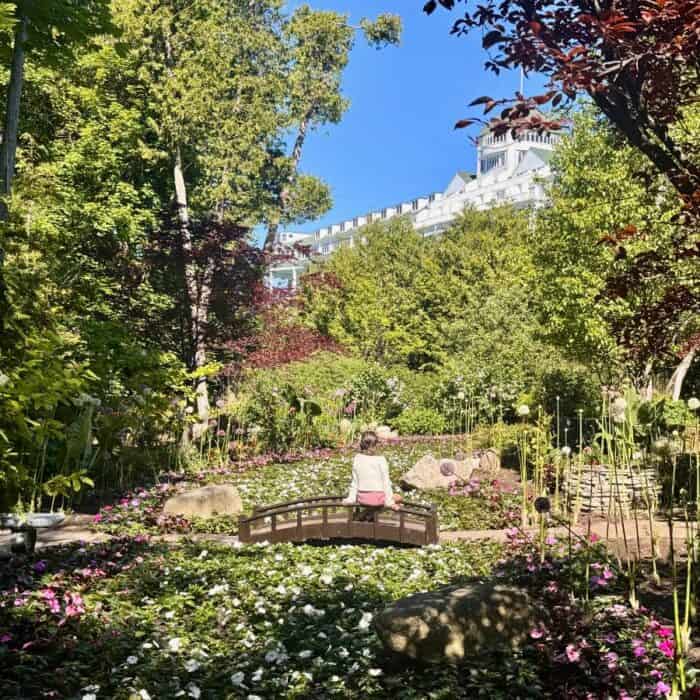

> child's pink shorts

[{"left": 357, "top": 491, "right": 385, "bottom": 506}]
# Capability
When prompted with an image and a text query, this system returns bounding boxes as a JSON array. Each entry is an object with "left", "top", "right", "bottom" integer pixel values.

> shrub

[{"left": 392, "top": 407, "right": 447, "bottom": 436}]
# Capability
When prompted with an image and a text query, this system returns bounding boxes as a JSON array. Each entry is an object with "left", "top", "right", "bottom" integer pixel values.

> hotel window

[
  {"left": 381, "top": 208, "right": 388, "bottom": 219},
  {"left": 340, "top": 222, "right": 345, "bottom": 232},
  {"left": 428, "top": 193, "right": 437, "bottom": 203},
  {"left": 412, "top": 199, "right": 419, "bottom": 210},
  {"left": 480, "top": 151, "right": 506, "bottom": 174},
  {"left": 352, "top": 217, "right": 359, "bottom": 227}
]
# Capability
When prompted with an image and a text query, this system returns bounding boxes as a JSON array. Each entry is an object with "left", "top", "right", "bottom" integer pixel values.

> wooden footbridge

[{"left": 238, "top": 496, "right": 438, "bottom": 546}]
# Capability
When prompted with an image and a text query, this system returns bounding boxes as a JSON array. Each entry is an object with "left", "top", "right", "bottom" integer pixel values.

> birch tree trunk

[
  {"left": 0, "top": 13, "right": 28, "bottom": 212},
  {"left": 0, "top": 13, "right": 29, "bottom": 324},
  {"left": 263, "top": 111, "right": 312, "bottom": 251},
  {"left": 174, "top": 145, "right": 211, "bottom": 438},
  {"left": 666, "top": 346, "right": 697, "bottom": 401}
]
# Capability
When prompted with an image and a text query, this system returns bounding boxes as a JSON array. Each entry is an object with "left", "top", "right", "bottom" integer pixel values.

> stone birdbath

[{"left": 0, "top": 512, "right": 65, "bottom": 555}]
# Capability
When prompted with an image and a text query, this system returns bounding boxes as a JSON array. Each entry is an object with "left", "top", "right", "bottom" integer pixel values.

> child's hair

[{"left": 359, "top": 431, "right": 379, "bottom": 453}]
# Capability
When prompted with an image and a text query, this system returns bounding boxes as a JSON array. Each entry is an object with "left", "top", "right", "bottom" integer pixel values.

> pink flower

[
  {"left": 604, "top": 651, "right": 618, "bottom": 670},
  {"left": 602, "top": 566, "right": 614, "bottom": 580},
  {"left": 657, "top": 639, "right": 675, "bottom": 659},
  {"left": 657, "top": 626, "right": 674, "bottom": 639},
  {"left": 0, "top": 633, "right": 12, "bottom": 643},
  {"left": 633, "top": 645, "right": 646, "bottom": 658},
  {"left": 92, "top": 514, "right": 103, "bottom": 523},
  {"left": 654, "top": 681, "right": 671, "bottom": 697},
  {"left": 530, "top": 628, "right": 544, "bottom": 639},
  {"left": 565, "top": 644, "right": 581, "bottom": 663},
  {"left": 545, "top": 535, "right": 557, "bottom": 545},
  {"left": 589, "top": 533, "right": 600, "bottom": 543}
]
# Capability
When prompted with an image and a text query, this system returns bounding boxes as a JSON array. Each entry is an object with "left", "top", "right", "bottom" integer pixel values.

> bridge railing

[{"left": 239, "top": 495, "right": 438, "bottom": 546}]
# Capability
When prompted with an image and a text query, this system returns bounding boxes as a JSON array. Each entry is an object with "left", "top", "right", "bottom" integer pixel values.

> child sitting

[{"left": 342, "top": 431, "right": 402, "bottom": 511}]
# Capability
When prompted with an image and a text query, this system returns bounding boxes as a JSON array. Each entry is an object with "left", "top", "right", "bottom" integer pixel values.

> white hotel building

[{"left": 268, "top": 123, "right": 561, "bottom": 289}]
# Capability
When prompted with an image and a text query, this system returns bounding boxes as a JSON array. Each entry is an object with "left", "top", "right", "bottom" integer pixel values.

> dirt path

[{"left": 1, "top": 514, "right": 695, "bottom": 557}]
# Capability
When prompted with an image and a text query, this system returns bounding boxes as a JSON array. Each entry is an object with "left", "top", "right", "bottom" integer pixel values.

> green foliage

[
  {"left": 533, "top": 105, "right": 697, "bottom": 377},
  {"left": 391, "top": 407, "right": 447, "bottom": 436}
]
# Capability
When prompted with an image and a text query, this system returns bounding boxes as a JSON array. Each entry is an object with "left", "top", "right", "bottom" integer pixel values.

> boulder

[
  {"left": 400, "top": 454, "right": 477, "bottom": 490},
  {"left": 162, "top": 484, "right": 242, "bottom": 519},
  {"left": 375, "top": 425, "right": 399, "bottom": 440},
  {"left": 375, "top": 581, "right": 547, "bottom": 663},
  {"left": 475, "top": 448, "right": 500, "bottom": 473}
]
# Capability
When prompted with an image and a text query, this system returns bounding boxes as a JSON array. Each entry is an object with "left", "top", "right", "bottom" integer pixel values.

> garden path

[{"left": 0, "top": 513, "right": 693, "bottom": 558}]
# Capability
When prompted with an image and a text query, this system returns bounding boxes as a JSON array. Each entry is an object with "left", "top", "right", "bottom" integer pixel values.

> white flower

[
  {"left": 689, "top": 397, "right": 700, "bottom": 411},
  {"left": 185, "top": 659, "right": 200, "bottom": 673},
  {"left": 231, "top": 672, "right": 245, "bottom": 686},
  {"left": 197, "top": 550, "right": 208, "bottom": 559},
  {"left": 207, "top": 584, "right": 229, "bottom": 596},
  {"left": 517, "top": 404, "right": 530, "bottom": 417},
  {"left": 300, "top": 565, "right": 313, "bottom": 577},
  {"left": 611, "top": 397, "right": 627, "bottom": 423},
  {"left": 164, "top": 610, "right": 175, "bottom": 619},
  {"left": 561, "top": 446, "right": 572, "bottom": 457},
  {"left": 319, "top": 574, "right": 333, "bottom": 585},
  {"left": 168, "top": 638, "right": 182, "bottom": 652},
  {"left": 357, "top": 611, "right": 373, "bottom": 631},
  {"left": 139, "top": 692, "right": 151, "bottom": 700},
  {"left": 251, "top": 668, "right": 263, "bottom": 682},
  {"left": 186, "top": 683, "right": 201, "bottom": 699},
  {"left": 82, "top": 686, "right": 100, "bottom": 694},
  {"left": 0, "top": 372, "right": 9, "bottom": 388},
  {"left": 368, "top": 669, "right": 383, "bottom": 677},
  {"left": 82, "top": 695, "right": 97, "bottom": 700},
  {"left": 126, "top": 655, "right": 138, "bottom": 665},
  {"left": 185, "top": 406, "right": 195, "bottom": 414},
  {"left": 248, "top": 696, "right": 263, "bottom": 700},
  {"left": 298, "top": 649, "right": 313, "bottom": 659},
  {"left": 457, "top": 391, "right": 465, "bottom": 400}
]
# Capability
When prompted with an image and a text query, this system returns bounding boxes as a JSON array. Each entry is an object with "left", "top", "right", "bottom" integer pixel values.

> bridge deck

[{"left": 238, "top": 496, "right": 438, "bottom": 546}]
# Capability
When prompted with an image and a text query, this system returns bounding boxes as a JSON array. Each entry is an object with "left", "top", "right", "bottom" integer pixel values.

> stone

[
  {"left": 475, "top": 448, "right": 501, "bottom": 473},
  {"left": 400, "top": 454, "right": 478, "bottom": 490},
  {"left": 162, "top": 484, "right": 242, "bottom": 519},
  {"left": 375, "top": 581, "right": 547, "bottom": 663},
  {"left": 375, "top": 425, "right": 399, "bottom": 440}
]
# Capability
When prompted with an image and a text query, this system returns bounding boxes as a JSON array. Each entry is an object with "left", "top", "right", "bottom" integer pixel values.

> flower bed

[
  {"left": 0, "top": 530, "right": 688, "bottom": 698},
  {"left": 95, "top": 442, "right": 520, "bottom": 536}
]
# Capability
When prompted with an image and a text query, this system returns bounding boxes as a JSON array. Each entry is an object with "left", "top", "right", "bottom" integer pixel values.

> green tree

[
  {"left": 263, "top": 6, "right": 401, "bottom": 249},
  {"left": 0, "top": 0, "right": 110, "bottom": 323},
  {"left": 533, "top": 107, "right": 698, "bottom": 397},
  {"left": 115, "top": 0, "right": 289, "bottom": 435}
]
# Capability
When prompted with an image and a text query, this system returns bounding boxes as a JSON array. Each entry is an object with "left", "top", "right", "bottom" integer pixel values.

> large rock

[
  {"left": 401, "top": 454, "right": 477, "bottom": 490},
  {"left": 162, "top": 484, "right": 242, "bottom": 519},
  {"left": 375, "top": 581, "right": 547, "bottom": 663}
]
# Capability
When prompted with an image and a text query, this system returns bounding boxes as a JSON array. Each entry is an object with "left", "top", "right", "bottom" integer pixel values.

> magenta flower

[
  {"left": 33, "top": 560, "right": 47, "bottom": 574},
  {"left": 657, "top": 626, "right": 674, "bottom": 639},
  {"left": 603, "top": 651, "right": 618, "bottom": 670},
  {"left": 0, "top": 633, "right": 11, "bottom": 644},
  {"left": 530, "top": 628, "right": 544, "bottom": 639},
  {"left": 92, "top": 514, "right": 102, "bottom": 523},
  {"left": 657, "top": 639, "right": 674, "bottom": 659},
  {"left": 654, "top": 681, "right": 671, "bottom": 697}
]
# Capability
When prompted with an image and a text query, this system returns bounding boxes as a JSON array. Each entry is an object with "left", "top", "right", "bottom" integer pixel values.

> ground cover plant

[
  {"left": 0, "top": 529, "right": 684, "bottom": 699},
  {"left": 95, "top": 440, "right": 520, "bottom": 536}
]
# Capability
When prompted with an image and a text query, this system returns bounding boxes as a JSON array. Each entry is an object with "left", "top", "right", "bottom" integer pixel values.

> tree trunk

[
  {"left": 0, "top": 13, "right": 29, "bottom": 326},
  {"left": 263, "top": 111, "right": 312, "bottom": 251},
  {"left": 0, "top": 13, "right": 28, "bottom": 208},
  {"left": 666, "top": 346, "right": 697, "bottom": 401},
  {"left": 174, "top": 145, "right": 211, "bottom": 438}
]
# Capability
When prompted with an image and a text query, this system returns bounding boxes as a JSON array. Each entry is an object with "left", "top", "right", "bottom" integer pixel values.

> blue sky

[{"left": 277, "top": 0, "right": 546, "bottom": 237}]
